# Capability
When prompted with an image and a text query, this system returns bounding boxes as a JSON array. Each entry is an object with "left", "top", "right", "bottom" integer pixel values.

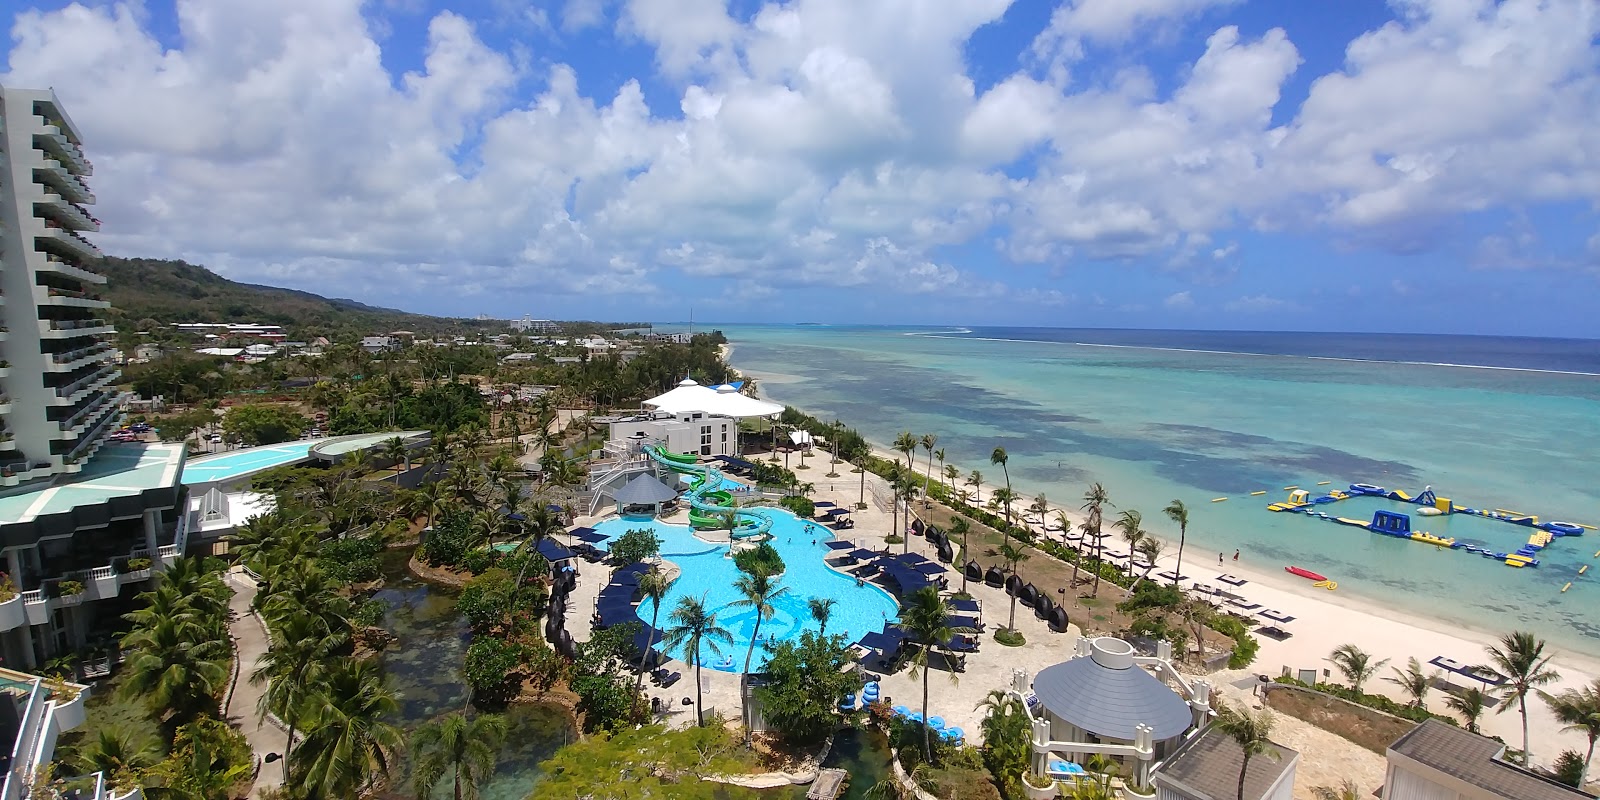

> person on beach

[
  {"left": 1233, "top": 549, "right": 1240, "bottom": 562},
  {"left": 1218, "top": 552, "right": 1224, "bottom": 565}
]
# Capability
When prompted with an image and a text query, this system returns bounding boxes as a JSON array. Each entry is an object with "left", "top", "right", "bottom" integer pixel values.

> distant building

[
  {"left": 195, "top": 346, "right": 245, "bottom": 358},
  {"left": 609, "top": 410, "right": 738, "bottom": 458},
  {"left": 509, "top": 317, "right": 560, "bottom": 333},
  {"left": 130, "top": 342, "right": 164, "bottom": 362},
  {"left": 503, "top": 352, "right": 540, "bottom": 363},
  {"left": 1384, "top": 718, "right": 1592, "bottom": 800},
  {"left": 360, "top": 335, "right": 397, "bottom": 353},
  {"left": 649, "top": 332, "right": 694, "bottom": 344}
]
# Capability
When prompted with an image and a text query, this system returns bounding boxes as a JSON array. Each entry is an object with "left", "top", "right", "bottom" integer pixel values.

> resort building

[
  {"left": 0, "top": 85, "right": 122, "bottom": 482},
  {"left": 1010, "top": 636, "right": 1215, "bottom": 792},
  {"left": 508, "top": 317, "right": 560, "bottom": 334},
  {"left": 1384, "top": 718, "right": 1593, "bottom": 800},
  {"left": 1150, "top": 725, "right": 1298, "bottom": 800},
  {"left": 0, "top": 667, "right": 108, "bottom": 800}
]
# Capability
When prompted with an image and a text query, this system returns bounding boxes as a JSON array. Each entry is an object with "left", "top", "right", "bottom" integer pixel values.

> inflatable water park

[{"left": 1266, "top": 483, "right": 1590, "bottom": 570}]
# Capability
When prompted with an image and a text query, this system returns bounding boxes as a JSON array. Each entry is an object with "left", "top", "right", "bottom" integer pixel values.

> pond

[
  {"left": 372, "top": 550, "right": 577, "bottom": 800},
  {"left": 765, "top": 729, "right": 895, "bottom": 800}
]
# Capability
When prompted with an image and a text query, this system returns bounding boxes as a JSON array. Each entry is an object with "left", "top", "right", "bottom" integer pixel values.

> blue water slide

[{"left": 644, "top": 446, "right": 773, "bottom": 539}]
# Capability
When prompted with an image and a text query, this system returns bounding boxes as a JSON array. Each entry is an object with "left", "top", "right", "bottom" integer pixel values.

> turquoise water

[
  {"left": 594, "top": 513, "right": 899, "bottom": 669},
  {"left": 717, "top": 324, "right": 1600, "bottom": 658},
  {"left": 182, "top": 441, "right": 313, "bottom": 485}
]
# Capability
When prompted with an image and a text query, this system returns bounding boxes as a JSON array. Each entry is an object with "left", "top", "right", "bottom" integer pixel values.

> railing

[
  {"left": 45, "top": 287, "right": 105, "bottom": 302},
  {"left": 41, "top": 255, "right": 104, "bottom": 283},
  {"left": 51, "top": 344, "right": 112, "bottom": 365},
  {"left": 47, "top": 318, "right": 108, "bottom": 332},
  {"left": 60, "top": 392, "right": 113, "bottom": 431},
  {"left": 66, "top": 411, "right": 121, "bottom": 462},
  {"left": 56, "top": 365, "right": 116, "bottom": 398}
]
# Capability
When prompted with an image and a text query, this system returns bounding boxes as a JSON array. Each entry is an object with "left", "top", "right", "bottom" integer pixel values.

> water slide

[{"left": 644, "top": 446, "right": 773, "bottom": 539}]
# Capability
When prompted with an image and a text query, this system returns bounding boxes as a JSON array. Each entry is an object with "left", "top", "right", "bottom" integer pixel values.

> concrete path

[{"left": 225, "top": 569, "right": 285, "bottom": 798}]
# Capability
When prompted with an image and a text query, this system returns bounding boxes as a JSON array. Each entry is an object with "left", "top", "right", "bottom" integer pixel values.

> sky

[{"left": 4, "top": 0, "right": 1599, "bottom": 336}]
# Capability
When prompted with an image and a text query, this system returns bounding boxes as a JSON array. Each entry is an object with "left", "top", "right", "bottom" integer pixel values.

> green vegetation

[
  {"left": 778, "top": 494, "right": 815, "bottom": 517},
  {"left": 222, "top": 402, "right": 309, "bottom": 445},
  {"left": 731, "top": 541, "right": 785, "bottom": 578},
  {"left": 993, "top": 628, "right": 1026, "bottom": 647},
  {"left": 977, "top": 689, "right": 1031, "bottom": 798},
  {"left": 754, "top": 631, "right": 858, "bottom": 744},
  {"left": 409, "top": 712, "right": 508, "bottom": 800},
  {"left": 570, "top": 623, "right": 645, "bottom": 731},
  {"left": 1271, "top": 675, "right": 1456, "bottom": 725},
  {"left": 606, "top": 527, "right": 662, "bottom": 566},
  {"left": 529, "top": 723, "right": 759, "bottom": 799}
]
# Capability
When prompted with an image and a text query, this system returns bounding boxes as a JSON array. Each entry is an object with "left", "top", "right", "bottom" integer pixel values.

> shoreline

[{"left": 734, "top": 356, "right": 1600, "bottom": 764}]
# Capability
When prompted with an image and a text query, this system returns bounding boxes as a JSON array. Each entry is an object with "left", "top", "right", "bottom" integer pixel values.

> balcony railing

[
  {"left": 47, "top": 317, "right": 110, "bottom": 332},
  {"left": 41, "top": 220, "right": 102, "bottom": 259},
  {"left": 56, "top": 365, "right": 117, "bottom": 399},
  {"left": 33, "top": 158, "right": 95, "bottom": 204},
  {"left": 59, "top": 391, "right": 115, "bottom": 432},
  {"left": 51, "top": 343, "right": 113, "bottom": 366},
  {"left": 40, "top": 255, "right": 106, "bottom": 285}
]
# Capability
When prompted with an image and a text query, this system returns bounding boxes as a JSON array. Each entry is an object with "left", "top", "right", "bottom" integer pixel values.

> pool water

[{"left": 594, "top": 511, "right": 899, "bottom": 670}]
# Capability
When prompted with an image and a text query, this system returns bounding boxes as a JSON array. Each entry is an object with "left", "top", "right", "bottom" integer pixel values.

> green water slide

[{"left": 643, "top": 446, "right": 773, "bottom": 538}]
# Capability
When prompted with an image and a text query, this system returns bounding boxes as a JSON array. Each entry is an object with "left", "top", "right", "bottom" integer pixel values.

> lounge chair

[
  {"left": 1216, "top": 573, "right": 1248, "bottom": 587},
  {"left": 1228, "top": 599, "right": 1263, "bottom": 612},
  {"left": 659, "top": 671, "right": 682, "bottom": 688},
  {"left": 1259, "top": 609, "right": 1296, "bottom": 624}
]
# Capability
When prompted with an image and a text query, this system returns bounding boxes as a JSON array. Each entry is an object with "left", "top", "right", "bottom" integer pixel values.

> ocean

[{"left": 709, "top": 325, "right": 1600, "bottom": 658}]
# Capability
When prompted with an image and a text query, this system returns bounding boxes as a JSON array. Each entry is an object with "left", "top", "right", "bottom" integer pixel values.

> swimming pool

[
  {"left": 593, "top": 510, "right": 899, "bottom": 671},
  {"left": 183, "top": 441, "right": 315, "bottom": 485}
]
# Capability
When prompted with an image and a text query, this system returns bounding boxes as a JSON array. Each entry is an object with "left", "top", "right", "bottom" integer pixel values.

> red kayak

[{"left": 1285, "top": 566, "right": 1327, "bottom": 581}]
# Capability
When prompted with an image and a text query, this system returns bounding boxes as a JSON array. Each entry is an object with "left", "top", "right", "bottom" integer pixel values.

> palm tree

[
  {"left": 252, "top": 617, "right": 348, "bottom": 780},
  {"left": 1081, "top": 483, "right": 1111, "bottom": 597},
  {"left": 994, "top": 542, "right": 1030, "bottom": 632},
  {"left": 410, "top": 712, "right": 508, "bottom": 800},
  {"left": 943, "top": 462, "right": 959, "bottom": 496},
  {"left": 1027, "top": 493, "right": 1049, "bottom": 524},
  {"left": 293, "top": 658, "right": 404, "bottom": 800},
  {"left": 662, "top": 595, "right": 733, "bottom": 727},
  {"left": 809, "top": 598, "right": 836, "bottom": 638},
  {"left": 1545, "top": 678, "right": 1600, "bottom": 784},
  {"left": 1310, "top": 780, "right": 1362, "bottom": 800},
  {"left": 732, "top": 572, "right": 791, "bottom": 675},
  {"left": 1115, "top": 509, "right": 1145, "bottom": 554},
  {"left": 633, "top": 569, "right": 674, "bottom": 699},
  {"left": 1328, "top": 644, "right": 1389, "bottom": 696},
  {"left": 919, "top": 434, "right": 937, "bottom": 506},
  {"left": 1163, "top": 499, "right": 1190, "bottom": 587},
  {"left": 119, "top": 616, "right": 229, "bottom": 724},
  {"left": 382, "top": 436, "right": 410, "bottom": 473},
  {"left": 896, "top": 479, "right": 919, "bottom": 552},
  {"left": 934, "top": 448, "right": 948, "bottom": 491},
  {"left": 967, "top": 469, "right": 983, "bottom": 505},
  {"left": 1385, "top": 657, "right": 1441, "bottom": 708},
  {"left": 990, "top": 447, "right": 1012, "bottom": 524},
  {"left": 951, "top": 517, "right": 972, "bottom": 593},
  {"left": 990, "top": 487, "right": 1019, "bottom": 523},
  {"left": 1483, "top": 630, "right": 1560, "bottom": 764},
  {"left": 893, "top": 431, "right": 918, "bottom": 487},
  {"left": 1445, "top": 687, "right": 1488, "bottom": 733},
  {"left": 1134, "top": 538, "right": 1164, "bottom": 589},
  {"left": 900, "top": 586, "right": 971, "bottom": 763},
  {"left": 1214, "top": 706, "right": 1278, "bottom": 800},
  {"left": 66, "top": 727, "right": 162, "bottom": 784}
]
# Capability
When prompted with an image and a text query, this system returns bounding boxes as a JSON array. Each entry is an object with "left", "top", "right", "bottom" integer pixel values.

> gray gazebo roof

[
  {"left": 1032, "top": 638, "right": 1193, "bottom": 741},
  {"left": 612, "top": 474, "right": 679, "bottom": 505}
]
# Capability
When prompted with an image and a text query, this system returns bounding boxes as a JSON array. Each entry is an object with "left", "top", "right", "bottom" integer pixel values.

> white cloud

[
  {"left": 1223, "top": 294, "right": 1297, "bottom": 313},
  {"left": 1163, "top": 291, "right": 1195, "bottom": 309},
  {"left": 1031, "top": 0, "right": 1244, "bottom": 80}
]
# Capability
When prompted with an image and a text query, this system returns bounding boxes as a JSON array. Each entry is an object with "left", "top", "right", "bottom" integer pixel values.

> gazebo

[{"left": 610, "top": 473, "right": 679, "bottom": 515}]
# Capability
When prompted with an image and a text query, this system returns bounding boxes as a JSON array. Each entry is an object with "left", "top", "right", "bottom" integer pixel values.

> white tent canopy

[{"left": 644, "top": 378, "right": 783, "bottom": 419}]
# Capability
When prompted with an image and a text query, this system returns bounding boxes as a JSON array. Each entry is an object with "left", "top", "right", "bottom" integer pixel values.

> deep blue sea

[{"left": 705, "top": 325, "right": 1600, "bottom": 658}]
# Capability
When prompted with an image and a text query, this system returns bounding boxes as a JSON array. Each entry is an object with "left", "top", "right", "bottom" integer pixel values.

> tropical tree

[
  {"left": 633, "top": 569, "right": 674, "bottom": 698},
  {"left": 893, "top": 431, "right": 918, "bottom": 488},
  {"left": 1310, "top": 780, "right": 1363, "bottom": 800},
  {"left": 65, "top": 728, "right": 162, "bottom": 787},
  {"left": 943, "top": 462, "right": 959, "bottom": 496},
  {"left": 919, "top": 433, "right": 938, "bottom": 506},
  {"left": 1214, "top": 706, "right": 1278, "bottom": 800},
  {"left": 990, "top": 447, "right": 1012, "bottom": 524},
  {"left": 1027, "top": 493, "right": 1049, "bottom": 524},
  {"left": 292, "top": 658, "right": 404, "bottom": 800},
  {"left": 1544, "top": 678, "right": 1600, "bottom": 784},
  {"left": 1328, "top": 644, "right": 1389, "bottom": 696},
  {"left": 1081, "top": 483, "right": 1111, "bottom": 596},
  {"left": 1163, "top": 499, "right": 1190, "bottom": 586},
  {"left": 994, "top": 542, "right": 1030, "bottom": 632},
  {"left": 1445, "top": 687, "right": 1488, "bottom": 733},
  {"left": 935, "top": 448, "right": 949, "bottom": 490},
  {"left": 990, "top": 487, "right": 1019, "bottom": 523},
  {"left": 1484, "top": 630, "right": 1560, "bottom": 764},
  {"left": 808, "top": 598, "right": 836, "bottom": 639},
  {"left": 951, "top": 517, "right": 972, "bottom": 593},
  {"left": 119, "top": 617, "right": 229, "bottom": 724},
  {"left": 976, "top": 689, "right": 1031, "bottom": 797},
  {"left": 252, "top": 617, "right": 349, "bottom": 780},
  {"left": 732, "top": 572, "right": 792, "bottom": 675},
  {"left": 662, "top": 595, "right": 733, "bottom": 727},
  {"left": 1134, "top": 537, "right": 1164, "bottom": 589},
  {"left": 1385, "top": 657, "right": 1442, "bottom": 708},
  {"left": 382, "top": 436, "right": 410, "bottom": 473},
  {"left": 896, "top": 479, "right": 919, "bottom": 552},
  {"left": 1115, "top": 509, "right": 1145, "bottom": 554},
  {"left": 410, "top": 711, "right": 509, "bottom": 800},
  {"left": 967, "top": 469, "right": 983, "bottom": 505},
  {"left": 899, "top": 587, "right": 971, "bottom": 763}
]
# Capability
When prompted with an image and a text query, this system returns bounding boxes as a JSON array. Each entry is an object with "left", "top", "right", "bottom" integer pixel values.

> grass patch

[
  {"left": 58, "top": 673, "right": 163, "bottom": 754},
  {"left": 885, "top": 534, "right": 904, "bottom": 544},
  {"left": 1092, "top": 614, "right": 1108, "bottom": 622},
  {"left": 994, "top": 628, "right": 1026, "bottom": 647}
]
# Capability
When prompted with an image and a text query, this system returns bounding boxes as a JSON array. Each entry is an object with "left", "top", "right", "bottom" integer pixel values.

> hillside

[{"left": 96, "top": 256, "right": 481, "bottom": 336}]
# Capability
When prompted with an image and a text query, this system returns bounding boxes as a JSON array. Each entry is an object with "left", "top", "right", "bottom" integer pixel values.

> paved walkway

[{"left": 225, "top": 569, "right": 285, "bottom": 798}]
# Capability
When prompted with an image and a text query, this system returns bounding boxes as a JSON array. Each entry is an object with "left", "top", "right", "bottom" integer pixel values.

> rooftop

[
  {"left": 1031, "top": 637, "right": 1194, "bottom": 741},
  {"left": 0, "top": 442, "right": 187, "bottom": 526},
  {"left": 182, "top": 431, "right": 426, "bottom": 488},
  {"left": 1153, "top": 725, "right": 1298, "bottom": 800},
  {"left": 1389, "top": 719, "right": 1596, "bottom": 800}
]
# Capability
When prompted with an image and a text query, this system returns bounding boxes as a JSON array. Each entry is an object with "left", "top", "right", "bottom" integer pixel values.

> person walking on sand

[
  {"left": 1218, "top": 552, "right": 1224, "bottom": 566},
  {"left": 1233, "top": 549, "right": 1240, "bottom": 562}
]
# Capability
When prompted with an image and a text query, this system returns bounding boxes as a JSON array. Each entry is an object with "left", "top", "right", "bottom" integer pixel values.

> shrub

[
  {"left": 607, "top": 528, "right": 661, "bottom": 566},
  {"left": 1228, "top": 635, "right": 1259, "bottom": 669},
  {"left": 420, "top": 509, "right": 475, "bottom": 567},
  {"left": 56, "top": 580, "right": 85, "bottom": 597},
  {"left": 320, "top": 535, "right": 383, "bottom": 584},
  {"left": 463, "top": 636, "right": 526, "bottom": 700},
  {"left": 462, "top": 548, "right": 493, "bottom": 575},
  {"left": 993, "top": 628, "right": 1026, "bottom": 647},
  {"left": 733, "top": 542, "right": 785, "bottom": 578},
  {"left": 1271, "top": 675, "right": 1457, "bottom": 725},
  {"left": 352, "top": 598, "right": 388, "bottom": 629},
  {"left": 126, "top": 558, "right": 153, "bottom": 572},
  {"left": 458, "top": 569, "right": 516, "bottom": 633},
  {"left": 779, "top": 495, "right": 815, "bottom": 518}
]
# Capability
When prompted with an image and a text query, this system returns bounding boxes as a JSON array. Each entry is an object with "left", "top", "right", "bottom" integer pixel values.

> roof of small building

[
  {"left": 611, "top": 473, "right": 680, "bottom": 505},
  {"left": 1389, "top": 719, "right": 1595, "bottom": 800},
  {"left": 1031, "top": 637, "right": 1194, "bottom": 741},
  {"left": 1153, "top": 726, "right": 1298, "bottom": 800}
]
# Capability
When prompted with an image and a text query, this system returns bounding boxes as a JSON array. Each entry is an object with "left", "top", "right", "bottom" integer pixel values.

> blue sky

[{"left": 4, "top": 0, "right": 1598, "bottom": 335}]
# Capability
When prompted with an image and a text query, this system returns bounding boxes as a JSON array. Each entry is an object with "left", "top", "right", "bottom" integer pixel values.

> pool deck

[
  {"left": 0, "top": 442, "right": 187, "bottom": 526},
  {"left": 182, "top": 430, "right": 428, "bottom": 488},
  {"left": 568, "top": 464, "right": 1085, "bottom": 743}
]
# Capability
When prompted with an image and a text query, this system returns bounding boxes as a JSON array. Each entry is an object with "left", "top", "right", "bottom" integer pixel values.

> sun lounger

[
  {"left": 1227, "top": 598, "right": 1262, "bottom": 611},
  {"left": 1256, "top": 625, "right": 1292, "bottom": 640},
  {"left": 659, "top": 671, "right": 682, "bottom": 688},
  {"left": 1258, "top": 609, "right": 1296, "bottom": 624},
  {"left": 1429, "top": 656, "right": 1507, "bottom": 686},
  {"left": 1158, "top": 570, "right": 1189, "bottom": 583},
  {"left": 1216, "top": 573, "right": 1248, "bottom": 587},
  {"left": 1190, "top": 583, "right": 1218, "bottom": 596}
]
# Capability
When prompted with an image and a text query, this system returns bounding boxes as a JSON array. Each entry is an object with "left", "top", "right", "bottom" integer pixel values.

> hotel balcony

[
  {"left": 34, "top": 284, "right": 111, "bottom": 311},
  {"left": 49, "top": 365, "right": 120, "bottom": 407},
  {"left": 45, "top": 343, "right": 115, "bottom": 373},
  {"left": 32, "top": 158, "right": 95, "bottom": 204},
  {"left": 39, "top": 317, "right": 115, "bottom": 340},
  {"left": 33, "top": 122, "right": 92, "bottom": 176},
  {"left": 55, "top": 392, "right": 122, "bottom": 441},
  {"left": 0, "top": 666, "right": 98, "bottom": 800},
  {"left": 0, "top": 396, "right": 11, "bottom": 415},
  {"left": 35, "top": 190, "right": 100, "bottom": 232},
  {"left": 11, "top": 516, "right": 188, "bottom": 634},
  {"left": 39, "top": 255, "right": 107, "bottom": 285},
  {"left": 36, "top": 223, "right": 102, "bottom": 264},
  {"left": 61, "top": 409, "right": 123, "bottom": 469}
]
